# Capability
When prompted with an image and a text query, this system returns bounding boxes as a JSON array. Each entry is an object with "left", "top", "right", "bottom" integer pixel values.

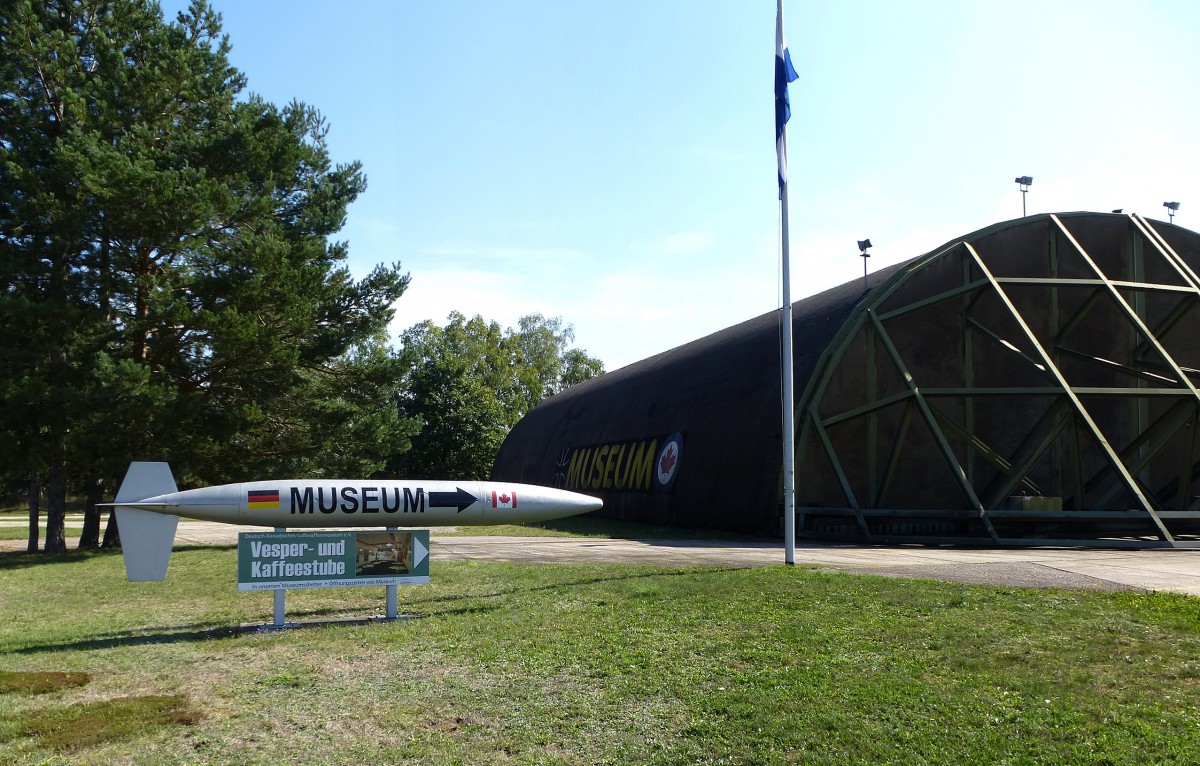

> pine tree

[{"left": 0, "top": 0, "right": 413, "bottom": 550}]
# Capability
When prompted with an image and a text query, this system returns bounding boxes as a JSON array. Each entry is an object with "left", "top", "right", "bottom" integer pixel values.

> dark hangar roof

[{"left": 490, "top": 251, "right": 912, "bottom": 533}]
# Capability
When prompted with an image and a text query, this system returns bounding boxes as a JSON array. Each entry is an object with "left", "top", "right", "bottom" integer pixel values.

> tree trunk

[
  {"left": 26, "top": 477, "right": 40, "bottom": 554},
  {"left": 102, "top": 509, "right": 121, "bottom": 548},
  {"left": 79, "top": 478, "right": 103, "bottom": 549},
  {"left": 44, "top": 449, "right": 68, "bottom": 553}
]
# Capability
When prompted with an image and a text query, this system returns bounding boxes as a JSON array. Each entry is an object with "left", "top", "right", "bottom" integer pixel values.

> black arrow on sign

[{"left": 428, "top": 487, "right": 477, "bottom": 513}]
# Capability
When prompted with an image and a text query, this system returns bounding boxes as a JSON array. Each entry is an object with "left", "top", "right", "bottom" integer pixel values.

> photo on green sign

[{"left": 355, "top": 533, "right": 413, "bottom": 577}]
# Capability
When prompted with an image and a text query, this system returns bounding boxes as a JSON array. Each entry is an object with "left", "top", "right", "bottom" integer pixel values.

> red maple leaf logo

[
  {"left": 498, "top": 493, "right": 511, "bottom": 505},
  {"left": 660, "top": 445, "right": 677, "bottom": 475}
]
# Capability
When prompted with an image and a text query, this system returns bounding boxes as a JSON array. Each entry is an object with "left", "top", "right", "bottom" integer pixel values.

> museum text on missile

[{"left": 289, "top": 486, "right": 429, "bottom": 514}]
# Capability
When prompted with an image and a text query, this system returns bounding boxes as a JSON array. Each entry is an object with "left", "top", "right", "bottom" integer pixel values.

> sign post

[
  {"left": 386, "top": 527, "right": 399, "bottom": 620},
  {"left": 273, "top": 526, "right": 286, "bottom": 627}
]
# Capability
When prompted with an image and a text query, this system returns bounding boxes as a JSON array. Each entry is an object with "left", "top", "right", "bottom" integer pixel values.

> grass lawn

[
  {"left": 0, "top": 527, "right": 84, "bottom": 542},
  {"left": 1, "top": 546, "right": 1198, "bottom": 765}
]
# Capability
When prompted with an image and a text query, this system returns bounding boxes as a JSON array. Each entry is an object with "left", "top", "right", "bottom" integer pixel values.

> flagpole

[
  {"left": 780, "top": 162, "right": 796, "bottom": 567},
  {"left": 776, "top": 0, "right": 797, "bottom": 566}
]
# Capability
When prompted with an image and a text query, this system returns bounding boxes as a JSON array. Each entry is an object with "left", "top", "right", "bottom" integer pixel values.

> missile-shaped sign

[
  {"left": 107, "top": 462, "right": 602, "bottom": 581},
  {"left": 116, "top": 474, "right": 600, "bottom": 527}
]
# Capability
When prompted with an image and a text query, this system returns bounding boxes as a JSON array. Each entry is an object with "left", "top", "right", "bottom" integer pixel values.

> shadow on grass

[
  {"left": 4, "top": 566, "right": 754, "bottom": 655},
  {"left": 0, "top": 546, "right": 121, "bottom": 571},
  {"left": 2, "top": 622, "right": 248, "bottom": 655},
  {"left": 338, "top": 565, "right": 756, "bottom": 620}
]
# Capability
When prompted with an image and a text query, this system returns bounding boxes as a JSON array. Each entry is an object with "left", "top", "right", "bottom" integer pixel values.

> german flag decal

[{"left": 247, "top": 489, "right": 280, "bottom": 509}]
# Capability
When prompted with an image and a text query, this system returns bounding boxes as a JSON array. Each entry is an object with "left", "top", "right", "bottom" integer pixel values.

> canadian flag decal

[{"left": 491, "top": 490, "right": 517, "bottom": 509}]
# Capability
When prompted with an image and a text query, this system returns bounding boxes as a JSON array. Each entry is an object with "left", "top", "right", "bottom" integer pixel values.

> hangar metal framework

[{"left": 797, "top": 213, "right": 1200, "bottom": 547}]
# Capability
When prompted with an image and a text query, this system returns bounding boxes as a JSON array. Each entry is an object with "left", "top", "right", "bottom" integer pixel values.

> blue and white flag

[{"left": 775, "top": 0, "right": 798, "bottom": 197}]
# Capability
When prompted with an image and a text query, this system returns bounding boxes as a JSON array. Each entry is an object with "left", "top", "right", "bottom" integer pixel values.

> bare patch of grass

[
  {"left": 0, "top": 694, "right": 200, "bottom": 751},
  {"left": 0, "top": 671, "right": 90, "bottom": 695}
]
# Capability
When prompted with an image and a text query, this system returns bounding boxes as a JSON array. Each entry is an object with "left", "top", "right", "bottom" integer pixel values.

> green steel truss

[{"left": 795, "top": 213, "right": 1200, "bottom": 547}]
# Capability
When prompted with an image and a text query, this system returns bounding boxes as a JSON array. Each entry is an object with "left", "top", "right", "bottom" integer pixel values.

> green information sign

[{"left": 237, "top": 530, "right": 430, "bottom": 591}]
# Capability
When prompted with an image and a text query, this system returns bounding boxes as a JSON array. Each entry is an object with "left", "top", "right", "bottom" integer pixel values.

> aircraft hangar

[{"left": 491, "top": 212, "right": 1200, "bottom": 547}]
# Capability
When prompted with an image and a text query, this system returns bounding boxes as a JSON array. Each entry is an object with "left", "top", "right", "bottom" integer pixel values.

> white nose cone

[{"left": 479, "top": 483, "right": 602, "bottom": 524}]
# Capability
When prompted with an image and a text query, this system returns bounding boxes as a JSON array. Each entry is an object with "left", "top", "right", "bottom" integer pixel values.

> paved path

[
  {"left": 429, "top": 536, "right": 1200, "bottom": 594},
  {"left": 6, "top": 518, "right": 1200, "bottom": 595}
]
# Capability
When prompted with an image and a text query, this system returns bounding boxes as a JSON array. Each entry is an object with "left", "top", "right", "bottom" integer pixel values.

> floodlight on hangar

[
  {"left": 857, "top": 239, "right": 872, "bottom": 290},
  {"left": 1165, "top": 201, "right": 1180, "bottom": 222},
  {"left": 1014, "top": 176, "right": 1033, "bottom": 216}
]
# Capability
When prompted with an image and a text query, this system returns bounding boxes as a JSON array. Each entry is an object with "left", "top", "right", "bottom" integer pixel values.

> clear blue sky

[{"left": 161, "top": 0, "right": 1200, "bottom": 370}]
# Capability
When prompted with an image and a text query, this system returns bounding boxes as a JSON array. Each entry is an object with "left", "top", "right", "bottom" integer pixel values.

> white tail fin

[{"left": 113, "top": 462, "right": 180, "bottom": 582}]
